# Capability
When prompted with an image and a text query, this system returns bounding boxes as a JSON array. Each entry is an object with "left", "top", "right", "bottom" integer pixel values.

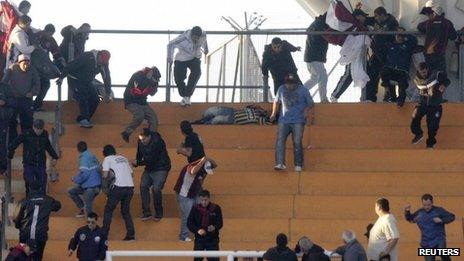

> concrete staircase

[{"left": 3, "top": 101, "right": 464, "bottom": 260}]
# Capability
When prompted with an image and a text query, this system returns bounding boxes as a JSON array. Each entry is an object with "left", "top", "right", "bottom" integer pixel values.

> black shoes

[
  {"left": 122, "top": 235, "right": 135, "bottom": 241},
  {"left": 121, "top": 132, "right": 130, "bottom": 143},
  {"left": 411, "top": 134, "right": 423, "bottom": 145}
]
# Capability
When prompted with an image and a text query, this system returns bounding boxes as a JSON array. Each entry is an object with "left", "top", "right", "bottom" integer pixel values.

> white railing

[{"left": 106, "top": 250, "right": 265, "bottom": 261}]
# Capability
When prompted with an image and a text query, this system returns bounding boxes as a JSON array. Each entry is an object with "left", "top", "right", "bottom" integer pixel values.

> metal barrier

[
  {"left": 0, "top": 196, "right": 7, "bottom": 260},
  {"left": 106, "top": 250, "right": 265, "bottom": 261}
]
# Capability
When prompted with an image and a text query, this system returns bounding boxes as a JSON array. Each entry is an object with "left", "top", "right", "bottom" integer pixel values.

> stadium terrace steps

[{"left": 4, "top": 101, "right": 464, "bottom": 260}]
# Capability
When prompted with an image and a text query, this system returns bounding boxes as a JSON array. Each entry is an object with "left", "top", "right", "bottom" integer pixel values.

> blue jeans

[
  {"left": 140, "top": 170, "right": 168, "bottom": 217},
  {"left": 176, "top": 194, "right": 195, "bottom": 240},
  {"left": 275, "top": 122, "right": 305, "bottom": 167},
  {"left": 202, "top": 107, "right": 235, "bottom": 124},
  {"left": 23, "top": 165, "right": 47, "bottom": 196},
  {"left": 68, "top": 185, "right": 100, "bottom": 214}
]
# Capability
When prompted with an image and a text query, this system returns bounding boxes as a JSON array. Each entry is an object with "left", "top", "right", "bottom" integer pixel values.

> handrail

[
  {"left": 90, "top": 29, "right": 463, "bottom": 36},
  {"left": 106, "top": 250, "right": 266, "bottom": 261},
  {"left": 0, "top": 196, "right": 7, "bottom": 260}
]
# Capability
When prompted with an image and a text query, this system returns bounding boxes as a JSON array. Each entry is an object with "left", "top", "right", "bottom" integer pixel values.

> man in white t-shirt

[
  {"left": 101, "top": 144, "right": 136, "bottom": 241},
  {"left": 367, "top": 198, "right": 400, "bottom": 261}
]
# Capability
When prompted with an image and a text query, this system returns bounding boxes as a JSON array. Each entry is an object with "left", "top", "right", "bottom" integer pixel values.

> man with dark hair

[
  {"left": 101, "top": 144, "right": 135, "bottom": 241},
  {"left": 262, "top": 37, "right": 301, "bottom": 95},
  {"left": 404, "top": 194, "right": 455, "bottom": 261},
  {"left": 68, "top": 212, "right": 108, "bottom": 261},
  {"left": 132, "top": 128, "right": 171, "bottom": 221},
  {"left": 417, "top": 5, "right": 457, "bottom": 73},
  {"left": 262, "top": 233, "right": 297, "bottom": 261},
  {"left": 270, "top": 73, "right": 314, "bottom": 172},
  {"left": 8, "top": 118, "right": 59, "bottom": 196},
  {"left": 17, "top": 1, "right": 31, "bottom": 15},
  {"left": 410, "top": 62, "right": 450, "bottom": 149},
  {"left": 380, "top": 27, "right": 417, "bottom": 107},
  {"left": 14, "top": 181, "right": 61, "bottom": 261},
  {"left": 177, "top": 120, "right": 205, "bottom": 163},
  {"left": 5, "top": 239, "right": 36, "bottom": 261},
  {"left": 59, "top": 23, "right": 91, "bottom": 63},
  {"left": 367, "top": 198, "right": 400, "bottom": 261},
  {"left": 167, "top": 26, "right": 208, "bottom": 106},
  {"left": 174, "top": 156, "right": 217, "bottom": 242},
  {"left": 188, "top": 190, "right": 223, "bottom": 261},
  {"left": 2, "top": 53, "right": 39, "bottom": 141},
  {"left": 304, "top": 14, "right": 329, "bottom": 102},
  {"left": 5, "top": 15, "right": 35, "bottom": 69},
  {"left": 68, "top": 141, "right": 101, "bottom": 218},
  {"left": 121, "top": 66, "right": 161, "bottom": 142},
  {"left": 364, "top": 7, "right": 399, "bottom": 102},
  {"left": 32, "top": 23, "right": 65, "bottom": 111},
  {"left": 58, "top": 49, "right": 112, "bottom": 128}
]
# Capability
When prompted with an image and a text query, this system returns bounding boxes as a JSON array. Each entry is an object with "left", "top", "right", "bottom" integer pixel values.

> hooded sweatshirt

[
  {"left": 167, "top": 29, "right": 208, "bottom": 62},
  {"left": 6, "top": 24, "right": 35, "bottom": 69}
]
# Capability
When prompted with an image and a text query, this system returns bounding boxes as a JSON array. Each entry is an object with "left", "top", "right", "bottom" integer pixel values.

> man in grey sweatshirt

[{"left": 2, "top": 54, "right": 40, "bottom": 141}]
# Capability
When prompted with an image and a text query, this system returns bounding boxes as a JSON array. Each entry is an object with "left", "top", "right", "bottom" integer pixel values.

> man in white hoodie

[
  {"left": 5, "top": 14, "right": 34, "bottom": 70},
  {"left": 167, "top": 26, "right": 208, "bottom": 107}
]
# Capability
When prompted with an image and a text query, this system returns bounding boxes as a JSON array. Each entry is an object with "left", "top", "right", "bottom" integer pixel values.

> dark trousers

[
  {"left": 193, "top": 239, "right": 220, "bottom": 261},
  {"left": 411, "top": 104, "right": 442, "bottom": 147},
  {"left": 9, "top": 98, "right": 33, "bottom": 142},
  {"left": 33, "top": 77, "right": 51, "bottom": 110},
  {"left": 331, "top": 64, "right": 352, "bottom": 99},
  {"left": 23, "top": 165, "right": 47, "bottom": 196},
  {"left": 72, "top": 78, "right": 99, "bottom": 122},
  {"left": 140, "top": 170, "right": 168, "bottom": 218},
  {"left": 20, "top": 236, "right": 46, "bottom": 261},
  {"left": 365, "top": 56, "right": 384, "bottom": 102},
  {"left": 380, "top": 67, "right": 409, "bottom": 104},
  {"left": 174, "top": 58, "right": 202, "bottom": 97},
  {"left": 103, "top": 186, "right": 135, "bottom": 237},
  {"left": 0, "top": 119, "right": 8, "bottom": 173},
  {"left": 272, "top": 73, "right": 301, "bottom": 95},
  {"left": 425, "top": 53, "right": 447, "bottom": 73}
]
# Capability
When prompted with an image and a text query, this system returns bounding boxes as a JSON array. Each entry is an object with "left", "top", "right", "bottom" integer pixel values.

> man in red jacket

[{"left": 5, "top": 239, "right": 37, "bottom": 261}]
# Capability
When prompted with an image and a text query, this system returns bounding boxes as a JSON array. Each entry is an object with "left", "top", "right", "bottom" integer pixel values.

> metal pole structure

[
  {"left": 5, "top": 126, "right": 11, "bottom": 204},
  {"left": 1, "top": 196, "right": 6, "bottom": 259},
  {"left": 166, "top": 33, "right": 172, "bottom": 102},
  {"left": 232, "top": 41, "right": 241, "bottom": 103},
  {"left": 57, "top": 81, "right": 64, "bottom": 136},
  {"left": 460, "top": 45, "right": 464, "bottom": 101},
  {"left": 221, "top": 45, "right": 227, "bottom": 103},
  {"left": 216, "top": 50, "right": 224, "bottom": 103}
]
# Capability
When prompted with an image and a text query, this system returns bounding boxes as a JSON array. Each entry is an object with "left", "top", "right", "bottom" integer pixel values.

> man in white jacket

[
  {"left": 167, "top": 26, "right": 208, "bottom": 106},
  {"left": 5, "top": 15, "right": 34, "bottom": 70}
]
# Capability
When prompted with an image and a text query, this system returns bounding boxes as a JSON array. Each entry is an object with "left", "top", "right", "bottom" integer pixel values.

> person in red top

[
  {"left": 417, "top": 5, "right": 457, "bottom": 73},
  {"left": 5, "top": 239, "right": 37, "bottom": 261},
  {"left": 121, "top": 66, "right": 161, "bottom": 142}
]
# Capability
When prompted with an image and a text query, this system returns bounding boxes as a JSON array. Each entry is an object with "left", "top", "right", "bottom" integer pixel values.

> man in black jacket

[
  {"left": 0, "top": 82, "right": 13, "bottom": 174},
  {"left": 177, "top": 121, "right": 205, "bottom": 163},
  {"left": 14, "top": 181, "right": 61, "bottom": 261},
  {"left": 188, "top": 190, "right": 223, "bottom": 261},
  {"left": 294, "top": 236, "right": 329, "bottom": 261},
  {"left": 8, "top": 119, "right": 59, "bottom": 196},
  {"left": 304, "top": 13, "right": 329, "bottom": 102},
  {"left": 263, "top": 233, "right": 298, "bottom": 261},
  {"left": 261, "top": 37, "right": 301, "bottom": 95},
  {"left": 132, "top": 128, "right": 171, "bottom": 221},
  {"left": 121, "top": 66, "right": 161, "bottom": 143},
  {"left": 364, "top": 7, "right": 399, "bottom": 102},
  {"left": 68, "top": 212, "right": 107, "bottom": 261},
  {"left": 58, "top": 49, "right": 111, "bottom": 128},
  {"left": 411, "top": 62, "right": 450, "bottom": 149}
]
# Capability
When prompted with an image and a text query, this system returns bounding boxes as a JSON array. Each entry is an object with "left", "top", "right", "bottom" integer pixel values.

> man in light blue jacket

[{"left": 68, "top": 141, "right": 101, "bottom": 218}]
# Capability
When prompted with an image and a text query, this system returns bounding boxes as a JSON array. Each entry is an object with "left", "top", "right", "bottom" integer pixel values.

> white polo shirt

[
  {"left": 102, "top": 155, "right": 134, "bottom": 187},
  {"left": 367, "top": 213, "right": 400, "bottom": 261}
]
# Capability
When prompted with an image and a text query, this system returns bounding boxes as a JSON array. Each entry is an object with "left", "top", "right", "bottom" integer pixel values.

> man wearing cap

[
  {"left": 5, "top": 239, "right": 37, "bottom": 261},
  {"left": 270, "top": 73, "right": 314, "bottom": 172},
  {"left": 417, "top": 5, "right": 457, "bottom": 73},
  {"left": 174, "top": 156, "right": 217, "bottom": 242},
  {"left": 121, "top": 66, "right": 161, "bottom": 143},
  {"left": 68, "top": 212, "right": 108, "bottom": 261},
  {"left": 58, "top": 49, "right": 112, "bottom": 128},
  {"left": 167, "top": 26, "right": 208, "bottom": 107},
  {"left": 14, "top": 180, "right": 61, "bottom": 261},
  {"left": 132, "top": 128, "right": 171, "bottom": 221},
  {"left": 2, "top": 53, "right": 39, "bottom": 141},
  {"left": 8, "top": 119, "right": 59, "bottom": 196},
  {"left": 262, "top": 37, "right": 301, "bottom": 95}
]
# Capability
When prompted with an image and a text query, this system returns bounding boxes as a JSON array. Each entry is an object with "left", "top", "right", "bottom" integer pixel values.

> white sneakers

[
  {"left": 294, "top": 166, "right": 302, "bottom": 172},
  {"left": 180, "top": 97, "right": 192, "bottom": 107},
  {"left": 274, "top": 164, "right": 303, "bottom": 172},
  {"left": 330, "top": 96, "right": 338, "bottom": 103}
]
